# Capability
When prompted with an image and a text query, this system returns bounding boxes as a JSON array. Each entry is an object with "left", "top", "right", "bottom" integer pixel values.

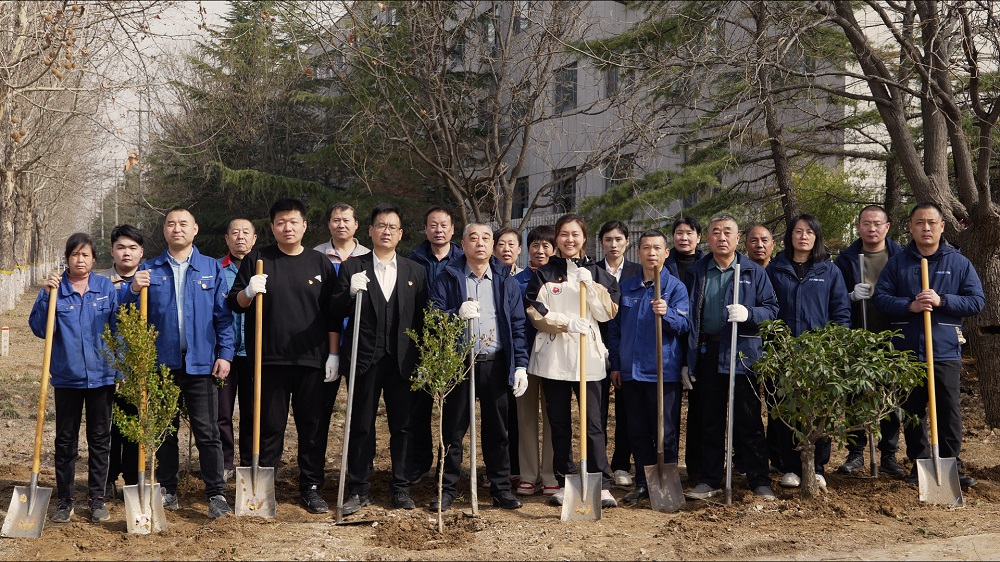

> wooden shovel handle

[
  {"left": 32, "top": 287, "right": 58, "bottom": 475},
  {"left": 921, "top": 258, "right": 939, "bottom": 447},
  {"left": 579, "top": 280, "right": 587, "bottom": 461},
  {"left": 138, "top": 286, "right": 148, "bottom": 472},
  {"left": 253, "top": 260, "right": 264, "bottom": 456}
]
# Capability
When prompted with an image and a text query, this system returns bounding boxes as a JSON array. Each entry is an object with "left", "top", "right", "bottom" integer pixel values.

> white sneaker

[
  {"left": 600, "top": 489, "right": 617, "bottom": 508},
  {"left": 549, "top": 488, "right": 565, "bottom": 506},
  {"left": 779, "top": 473, "right": 801, "bottom": 488},
  {"left": 613, "top": 470, "right": 633, "bottom": 487},
  {"left": 816, "top": 474, "right": 827, "bottom": 489}
]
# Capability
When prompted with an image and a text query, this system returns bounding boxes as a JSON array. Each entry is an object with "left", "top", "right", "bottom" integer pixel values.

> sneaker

[
  {"left": 223, "top": 469, "right": 235, "bottom": 482},
  {"left": 613, "top": 470, "right": 633, "bottom": 487},
  {"left": 208, "top": 495, "right": 232, "bottom": 519},
  {"left": 549, "top": 488, "right": 565, "bottom": 506},
  {"left": 51, "top": 499, "right": 73, "bottom": 523},
  {"left": 601, "top": 489, "right": 618, "bottom": 508},
  {"left": 621, "top": 486, "right": 649, "bottom": 505},
  {"left": 542, "top": 485, "right": 560, "bottom": 497},
  {"left": 837, "top": 452, "right": 865, "bottom": 474},
  {"left": 162, "top": 491, "right": 179, "bottom": 511},
  {"left": 300, "top": 485, "right": 329, "bottom": 514},
  {"left": 879, "top": 454, "right": 907, "bottom": 477},
  {"left": 960, "top": 474, "right": 977, "bottom": 491},
  {"left": 816, "top": 474, "right": 827, "bottom": 489},
  {"left": 389, "top": 490, "right": 416, "bottom": 509},
  {"left": 779, "top": 473, "right": 801, "bottom": 488},
  {"left": 89, "top": 497, "right": 110, "bottom": 522},
  {"left": 516, "top": 481, "right": 540, "bottom": 496},
  {"left": 428, "top": 494, "right": 455, "bottom": 512},
  {"left": 685, "top": 483, "right": 721, "bottom": 500},
  {"left": 753, "top": 485, "right": 777, "bottom": 500}
]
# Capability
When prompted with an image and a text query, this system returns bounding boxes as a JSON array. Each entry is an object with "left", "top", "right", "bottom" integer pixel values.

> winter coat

[
  {"left": 833, "top": 237, "right": 905, "bottom": 328},
  {"left": 766, "top": 252, "right": 851, "bottom": 337}
]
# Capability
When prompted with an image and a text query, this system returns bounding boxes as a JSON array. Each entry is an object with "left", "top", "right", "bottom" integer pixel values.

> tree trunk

[
  {"left": 0, "top": 169, "right": 16, "bottom": 270},
  {"left": 798, "top": 437, "right": 819, "bottom": 498},
  {"left": 13, "top": 183, "right": 31, "bottom": 266},
  {"left": 957, "top": 225, "right": 1000, "bottom": 427},
  {"left": 435, "top": 395, "right": 445, "bottom": 534}
]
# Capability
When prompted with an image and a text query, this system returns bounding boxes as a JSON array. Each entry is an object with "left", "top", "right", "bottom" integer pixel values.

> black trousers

[
  {"left": 623, "top": 380, "right": 681, "bottom": 487},
  {"left": 684, "top": 382, "right": 702, "bottom": 479},
  {"left": 317, "top": 374, "right": 344, "bottom": 484},
  {"left": 902, "top": 360, "right": 963, "bottom": 463},
  {"left": 409, "top": 390, "right": 434, "bottom": 480},
  {"left": 846, "top": 409, "right": 901, "bottom": 456},
  {"left": 602, "top": 375, "right": 632, "bottom": 473},
  {"left": 347, "top": 355, "right": 418, "bottom": 497},
  {"left": 439, "top": 355, "right": 512, "bottom": 497},
  {"left": 541, "top": 378, "right": 613, "bottom": 490},
  {"left": 217, "top": 355, "right": 254, "bottom": 470},
  {"left": 693, "top": 341, "right": 769, "bottom": 490},
  {"left": 257, "top": 365, "right": 326, "bottom": 490},
  {"left": 506, "top": 388, "right": 519, "bottom": 476},
  {"left": 107, "top": 392, "right": 139, "bottom": 486},
  {"left": 774, "top": 422, "right": 831, "bottom": 476},
  {"left": 54, "top": 386, "right": 114, "bottom": 501},
  {"left": 156, "top": 370, "right": 225, "bottom": 499}
]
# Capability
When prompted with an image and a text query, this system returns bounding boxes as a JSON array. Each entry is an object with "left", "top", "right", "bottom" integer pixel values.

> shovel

[
  {"left": 236, "top": 260, "right": 276, "bottom": 517},
  {"left": 646, "top": 265, "right": 685, "bottom": 512},
  {"left": 335, "top": 290, "right": 371, "bottom": 525},
  {"left": 123, "top": 287, "right": 168, "bottom": 534},
  {"left": 1, "top": 287, "right": 56, "bottom": 538},
  {"left": 724, "top": 263, "right": 741, "bottom": 506},
  {"left": 467, "top": 309, "right": 480, "bottom": 516},
  {"left": 859, "top": 255, "right": 878, "bottom": 479},
  {"left": 562, "top": 280, "right": 601, "bottom": 521},
  {"left": 916, "top": 258, "right": 962, "bottom": 505}
]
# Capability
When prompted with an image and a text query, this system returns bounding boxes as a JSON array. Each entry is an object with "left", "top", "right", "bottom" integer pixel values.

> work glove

[
  {"left": 325, "top": 354, "right": 340, "bottom": 383},
  {"left": 726, "top": 303, "right": 749, "bottom": 323},
  {"left": 571, "top": 266, "right": 594, "bottom": 287},
  {"left": 459, "top": 300, "right": 481, "bottom": 319},
  {"left": 851, "top": 282, "right": 872, "bottom": 302},
  {"left": 512, "top": 367, "right": 529, "bottom": 397},
  {"left": 680, "top": 366, "right": 695, "bottom": 390},
  {"left": 350, "top": 271, "right": 370, "bottom": 296},
  {"left": 567, "top": 317, "right": 591, "bottom": 334},
  {"left": 244, "top": 274, "right": 268, "bottom": 299}
]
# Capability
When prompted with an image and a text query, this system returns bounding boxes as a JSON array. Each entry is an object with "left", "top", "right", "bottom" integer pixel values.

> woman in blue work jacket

[{"left": 28, "top": 232, "right": 138, "bottom": 524}]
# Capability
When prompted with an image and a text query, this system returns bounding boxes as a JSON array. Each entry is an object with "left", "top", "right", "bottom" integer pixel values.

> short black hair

[
  {"left": 326, "top": 202, "right": 357, "bottom": 223},
  {"left": 672, "top": 216, "right": 701, "bottom": 235},
  {"left": 423, "top": 205, "right": 455, "bottom": 225},
  {"left": 64, "top": 232, "right": 96, "bottom": 262},
  {"left": 526, "top": 224, "right": 555, "bottom": 247},
  {"left": 110, "top": 224, "right": 144, "bottom": 246},
  {"left": 637, "top": 229, "right": 668, "bottom": 247},
  {"left": 166, "top": 206, "right": 194, "bottom": 220},
  {"left": 494, "top": 227, "right": 520, "bottom": 245},
  {"left": 909, "top": 201, "right": 944, "bottom": 221},
  {"left": 370, "top": 204, "right": 403, "bottom": 226},
  {"left": 784, "top": 214, "right": 829, "bottom": 262},
  {"left": 744, "top": 224, "right": 771, "bottom": 239},
  {"left": 858, "top": 204, "right": 890, "bottom": 223},
  {"left": 268, "top": 198, "right": 307, "bottom": 223},
  {"left": 226, "top": 217, "right": 255, "bottom": 234},
  {"left": 598, "top": 220, "right": 630, "bottom": 241}
]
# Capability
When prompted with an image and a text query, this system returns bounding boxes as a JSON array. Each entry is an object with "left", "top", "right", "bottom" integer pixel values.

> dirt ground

[{"left": 2, "top": 286, "right": 1000, "bottom": 561}]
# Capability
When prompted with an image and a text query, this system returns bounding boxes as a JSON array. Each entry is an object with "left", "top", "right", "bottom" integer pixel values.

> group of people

[{"left": 30, "top": 197, "right": 984, "bottom": 525}]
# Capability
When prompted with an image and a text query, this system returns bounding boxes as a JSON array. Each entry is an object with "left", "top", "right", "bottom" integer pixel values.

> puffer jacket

[
  {"left": 833, "top": 237, "right": 904, "bottom": 328},
  {"left": 766, "top": 252, "right": 851, "bottom": 336},
  {"left": 525, "top": 256, "right": 620, "bottom": 381}
]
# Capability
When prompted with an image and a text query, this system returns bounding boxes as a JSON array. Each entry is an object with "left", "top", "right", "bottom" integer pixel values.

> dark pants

[
  {"left": 602, "top": 375, "right": 632, "bottom": 473},
  {"left": 541, "top": 378, "right": 613, "bottom": 490},
  {"left": 684, "top": 382, "right": 702, "bottom": 479},
  {"left": 347, "top": 355, "right": 418, "bottom": 497},
  {"left": 317, "top": 374, "right": 344, "bottom": 483},
  {"left": 409, "top": 391, "right": 434, "bottom": 481},
  {"left": 107, "top": 392, "right": 139, "bottom": 486},
  {"left": 774, "top": 422, "right": 830, "bottom": 476},
  {"left": 846, "top": 409, "right": 901, "bottom": 456},
  {"left": 507, "top": 388, "right": 519, "bottom": 476},
  {"left": 439, "top": 355, "right": 512, "bottom": 497},
  {"left": 902, "top": 360, "right": 963, "bottom": 464},
  {"left": 217, "top": 355, "right": 254, "bottom": 470},
  {"left": 54, "top": 386, "right": 114, "bottom": 501},
  {"left": 694, "top": 341, "right": 769, "bottom": 490},
  {"left": 623, "top": 380, "right": 681, "bottom": 487},
  {"left": 258, "top": 365, "right": 326, "bottom": 491},
  {"left": 156, "top": 370, "right": 225, "bottom": 499}
]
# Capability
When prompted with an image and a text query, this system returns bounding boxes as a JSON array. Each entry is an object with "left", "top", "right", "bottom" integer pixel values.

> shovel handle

[
  {"left": 253, "top": 260, "right": 264, "bottom": 457},
  {"left": 921, "top": 258, "right": 939, "bottom": 448},
  {"left": 138, "top": 286, "right": 148, "bottom": 473},
  {"left": 859, "top": 254, "right": 867, "bottom": 330},
  {"left": 654, "top": 265, "right": 664, "bottom": 461},
  {"left": 579, "top": 280, "right": 588, "bottom": 462},
  {"left": 32, "top": 287, "right": 58, "bottom": 475}
]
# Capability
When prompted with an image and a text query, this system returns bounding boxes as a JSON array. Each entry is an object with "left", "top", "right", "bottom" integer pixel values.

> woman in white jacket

[{"left": 525, "top": 213, "right": 620, "bottom": 508}]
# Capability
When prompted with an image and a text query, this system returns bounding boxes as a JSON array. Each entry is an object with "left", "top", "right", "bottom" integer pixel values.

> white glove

[
  {"left": 459, "top": 301, "right": 480, "bottom": 319},
  {"left": 325, "top": 354, "right": 340, "bottom": 383},
  {"left": 350, "top": 271, "right": 370, "bottom": 296},
  {"left": 851, "top": 282, "right": 872, "bottom": 301},
  {"left": 680, "top": 366, "right": 694, "bottom": 390},
  {"left": 726, "top": 303, "right": 749, "bottom": 323},
  {"left": 571, "top": 266, "right": 594, "bottom": 287},
  {"left": 244, "top": 274, "right": 268, "bottom": 299},
  {"left": 512, "top": 367, "right": 528, "bottom": 397},
  {"left": 567, "top": 317, "right": 591, "bottom": 334}
]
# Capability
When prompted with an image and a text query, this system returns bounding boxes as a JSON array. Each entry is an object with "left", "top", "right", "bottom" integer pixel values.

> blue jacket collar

[{"left": 152, "top": 245, "right": 205, "bottom": 270}]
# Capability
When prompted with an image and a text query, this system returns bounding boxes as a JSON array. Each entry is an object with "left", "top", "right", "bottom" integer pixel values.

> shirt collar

[
  {"left": 374, "top": 253, "right": 397, "bottom": 269},
  {"left": 464, "top": 263, "right": 492, "bottom": 280},
  {"left": 327, "top": 238, "right": 361, "bottom": 260}
]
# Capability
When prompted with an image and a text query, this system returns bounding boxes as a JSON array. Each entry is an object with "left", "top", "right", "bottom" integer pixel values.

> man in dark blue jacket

[
  {"left": 834, "top": 205, "right": 907, "bottom": 476},
  {"left": 429, "top": 223, "right": 529, "bottom": 511},
  {"left": 873, "top": 202, "right": 985, "bottom": 490},
  {"left": 684, "top": 215, "right": 779, "bottom": 501}
]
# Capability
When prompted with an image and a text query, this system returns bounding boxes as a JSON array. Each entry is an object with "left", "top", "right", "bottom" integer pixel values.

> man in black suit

[
  {"left": 333, "top": 204, "right": 428, "bottom": 515},
  {"left": 596, "top": 220, "right": 643, "bottom": 487}
]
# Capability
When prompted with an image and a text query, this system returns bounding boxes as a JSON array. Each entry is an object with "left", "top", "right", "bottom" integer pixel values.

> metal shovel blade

[
  {"left": 917, "top": 457, "right": 963, "bottom": 505},
  {"left": 1, "top": 482, "right": 51, "bottom": 538},
  {"left": 123, "top": 481, "right": 167, "bottom": 534},
  {"left": 645, "top": 462, "right": 685, "bottom": 513},
  {"left": 235, "top": 465, "right": 276, "bottom": 518},
  {"left": 561, "top": 471, "right": 602, "bottom": 521}
]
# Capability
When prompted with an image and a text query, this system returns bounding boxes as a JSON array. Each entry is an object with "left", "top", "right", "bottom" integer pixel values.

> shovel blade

[
  {"left": 1, "top": 484, "right": 51, "bottom": 538},
  {"left": 235, "top": 466, "right": 276, "bottom": 518},
  {"left": 561, "top": 472, "right": 602, "bottom": 521},
  {"left": 645, "top": 462, "right": 685, "bottom": 513},
  {"left": 916, "top": 457, "right": 963, "bottom": 505},
  {"left": 123, "top": 483, "right": 167, "bottom": 534}
]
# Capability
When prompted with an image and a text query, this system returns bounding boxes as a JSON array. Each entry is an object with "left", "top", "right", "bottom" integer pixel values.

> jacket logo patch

[
  {"left": 314, "top": 275, "right": 322, "bottom": 281},
  {"left": 308, "top": 280, "right": 314, "bottom": 284},
  {"left": 552, "top": 286, "right": 562, "bottom": 294}
]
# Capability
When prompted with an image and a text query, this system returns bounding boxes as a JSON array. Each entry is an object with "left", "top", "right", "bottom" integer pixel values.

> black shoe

[
  {"left": 51, "top": 499, "right": 73, "bottom": 523},
  {"left": 879, "top": 454, "right": 907, "bottom": 477},
  {"left": 104, "top": 480, "right": 118, "bottom": 501},
  {"left": 390, "top": 490, "right": 415, "bottom": 509},
  {"left": 837, "top": 451, "right": 865, "bottom": 474},
  {"left": 341, "top": 493, "right": 371, "bottom": 516},
  {"left": 491, "top": 490, "right": 522, "bottom": 509},
  {"left": 904, "top": 465, "right": 918, "bottom": 485},
  {"left": 960, "top": 474, "right": 977, "bottom": 491},
  {"left": 89, "top": 497, "right": 110, "bottom": 522},
  {"left": 621, "top": 486, "right": 649, "bottom": 505},
  {"left": 300, "top": 485, "right": 329, "bottom": 514},
  {"left": 428, "top": 494, "right": 455, "bottom": 512}
]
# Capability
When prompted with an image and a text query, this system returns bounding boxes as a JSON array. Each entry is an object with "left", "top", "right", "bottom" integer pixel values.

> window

[
  {"left": 514, "top": 1, "right": 530, "bottom": 34},
  {"left": 551, "top": 167, "right": 577, "bottom": 211},
  {"left": 604, "top": 153, "right": 634, "bottom": 191},
  {"left": 605, "top": 65, "right": 635, "bottom": 97},
  {"left": 482, "top": 17, "right": 497, "bottom": 57},
  {"left": 554, "top": 64, "right": 577, "bottom": 113},
  {"left": 513, "top": 176, "right": 529, "bottom": 218}
]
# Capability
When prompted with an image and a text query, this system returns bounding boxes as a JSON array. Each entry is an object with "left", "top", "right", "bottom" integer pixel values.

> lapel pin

[{"left": 408, "top": 280, "right": 413, "bottom": 286}]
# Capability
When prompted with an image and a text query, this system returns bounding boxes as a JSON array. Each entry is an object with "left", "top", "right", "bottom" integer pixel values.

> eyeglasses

[
  {"left": 373, "top": 223, "right": 400, "bottom": 233},
  {"left": 859, "top": 221, "right": 886, "bottom": 229}
]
